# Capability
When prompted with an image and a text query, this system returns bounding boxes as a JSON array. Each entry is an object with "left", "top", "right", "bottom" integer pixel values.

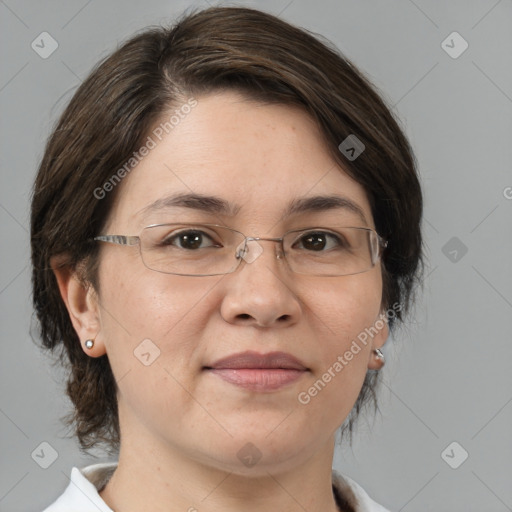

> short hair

[{"left": 31, "top": 6, "right": 424, "bottom": 454}]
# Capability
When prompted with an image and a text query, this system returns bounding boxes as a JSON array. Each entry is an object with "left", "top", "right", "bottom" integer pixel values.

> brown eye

[
  {"left": 293, "top": 231, "right": 347, "bottom": 251},
  {"left": 161, "top": 230, "right": 219, "bottom": 250}
]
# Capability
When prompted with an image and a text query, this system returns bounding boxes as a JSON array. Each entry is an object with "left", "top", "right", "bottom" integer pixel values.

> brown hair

[{"left": 31, "top": 6, "right": 424, "bottom": 455}]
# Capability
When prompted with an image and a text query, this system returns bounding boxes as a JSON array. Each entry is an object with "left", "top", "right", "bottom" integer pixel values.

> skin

[{"left": 53, "top": 90, "right": 388, "bottom": 512}]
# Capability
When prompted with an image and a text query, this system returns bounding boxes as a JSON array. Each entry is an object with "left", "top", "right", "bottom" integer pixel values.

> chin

[{"left": 200, "top": 429, "right": 314, "bottom": 476}]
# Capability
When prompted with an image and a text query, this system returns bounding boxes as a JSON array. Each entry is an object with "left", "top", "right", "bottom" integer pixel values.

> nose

[{"left": 220, "top": 238, "right": 302, "bottom": 328}]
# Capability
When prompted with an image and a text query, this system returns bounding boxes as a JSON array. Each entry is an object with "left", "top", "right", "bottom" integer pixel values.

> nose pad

[
  {"left": 235, "top": 239, "right": 263, "bottom": 264},
  {"left": 235, "top": 239, "right": 283, "bottom": 264}
]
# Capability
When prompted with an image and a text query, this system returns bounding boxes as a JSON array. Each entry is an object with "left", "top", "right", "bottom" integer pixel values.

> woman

[{"left": 33, "top": 6, "right": 423, "bottom": 511}]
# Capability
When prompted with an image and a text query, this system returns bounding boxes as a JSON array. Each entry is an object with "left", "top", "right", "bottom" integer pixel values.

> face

[{"left": 88, "top": 90, "right": 388, "bottom": 474}]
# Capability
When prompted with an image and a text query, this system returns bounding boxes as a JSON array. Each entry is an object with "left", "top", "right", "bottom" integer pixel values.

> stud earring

[
  {"left": 85, "top": 339, "right": 95, "bottom": 349},
  {"left": 373, "top": 348, "right": 385, "bottom": 370}
]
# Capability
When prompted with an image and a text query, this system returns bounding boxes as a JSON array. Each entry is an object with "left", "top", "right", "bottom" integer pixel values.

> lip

[
  {"left": 204, "top": 351, "right": 309, "bottom": 391},
  {"left": 207, "top": 350, "right": 308, "bottom": 371}
]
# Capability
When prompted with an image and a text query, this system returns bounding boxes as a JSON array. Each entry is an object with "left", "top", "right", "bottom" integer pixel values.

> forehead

[{"left": 106, "top": 91, "right": 373, "bottom": 231}]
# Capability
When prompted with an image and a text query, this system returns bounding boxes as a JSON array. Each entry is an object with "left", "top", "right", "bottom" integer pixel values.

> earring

[
  {"left": 373, "top": 348, "right": 385, "bottom": 370},
  {"left": 85, "top": 339, "right": 95, "bottom": 349}
]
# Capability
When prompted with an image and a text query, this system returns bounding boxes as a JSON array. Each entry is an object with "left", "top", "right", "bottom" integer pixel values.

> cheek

[
  {"left": 98, "top": 251, "right": 217, "bottom": 337},
  {"left": 96, "top": 254, "right": 246, "bottom": 413},
  {"left": 296, "top": 272, "right": 383, "bottom": 416},
  {"left": 95, "top": 258, "right": 222, "bottom": 426},
  {"left": 308, "top": 269, "right": 383, "bottom": 346}
]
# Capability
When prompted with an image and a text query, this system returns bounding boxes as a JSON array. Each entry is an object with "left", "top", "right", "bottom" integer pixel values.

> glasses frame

[{"left": 93, "top": 222, "right": 388, "bottom": 277}]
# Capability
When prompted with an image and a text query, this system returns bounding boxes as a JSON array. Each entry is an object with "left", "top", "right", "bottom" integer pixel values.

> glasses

[{"left": 93, "top": 223, "right": 388, "bottom": 277}]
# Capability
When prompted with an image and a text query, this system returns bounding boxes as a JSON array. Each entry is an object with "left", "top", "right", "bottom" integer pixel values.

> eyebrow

[{"left": 138, "top": 192, "right": 368, "bottom": 224}]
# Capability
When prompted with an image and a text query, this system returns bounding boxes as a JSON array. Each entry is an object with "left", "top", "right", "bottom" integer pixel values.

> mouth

[{"left": 203, "top": 351, "right": 309, "bottom": 391}]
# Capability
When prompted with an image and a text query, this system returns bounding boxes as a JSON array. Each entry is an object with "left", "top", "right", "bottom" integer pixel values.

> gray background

[{"left": 1, "top": 0, "right": 511, "bottom": 510}]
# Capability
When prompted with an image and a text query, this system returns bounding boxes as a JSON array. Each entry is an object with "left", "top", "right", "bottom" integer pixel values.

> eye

[
  {"left": 161, "top": 229, "right": 221, "bottom": 250},
  {"left": 292, "top": 231, "right": 348, "bottom": 252}
]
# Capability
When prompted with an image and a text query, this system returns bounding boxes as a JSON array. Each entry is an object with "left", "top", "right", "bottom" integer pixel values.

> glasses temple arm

[{"left": 94, "top": 235, "right": 140, "bottom": 246}]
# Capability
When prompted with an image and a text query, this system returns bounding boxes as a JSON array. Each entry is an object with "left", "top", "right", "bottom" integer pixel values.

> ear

[
  {"left": 50, "top": 255, "right": 106, "bottom": 358},
  {"left": 367, "top": 310, "right": 389, "bottom": 370}
]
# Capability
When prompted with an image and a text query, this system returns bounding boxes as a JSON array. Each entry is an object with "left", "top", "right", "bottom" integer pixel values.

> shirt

[{"left": 41, "top": 462, "right": 391, "bottom": 512}]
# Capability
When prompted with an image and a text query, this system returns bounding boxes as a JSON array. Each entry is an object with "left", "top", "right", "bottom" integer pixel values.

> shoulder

[
  {"left": 41, "top": 462, "right": 117, "bottom": 512},
  {"left": 332, "top": 470, "right": 392, "bottom": 512}
]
